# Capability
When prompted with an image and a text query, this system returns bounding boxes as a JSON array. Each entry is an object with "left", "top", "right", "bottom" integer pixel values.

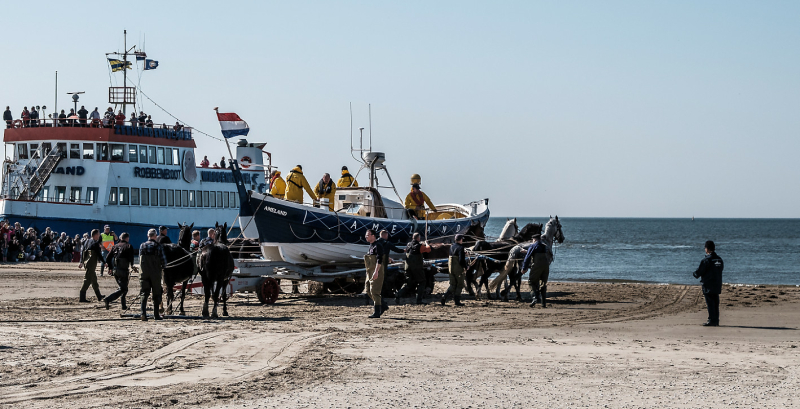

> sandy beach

[{"left": 0, "top": 262, "right": 798, "bottom": 408}]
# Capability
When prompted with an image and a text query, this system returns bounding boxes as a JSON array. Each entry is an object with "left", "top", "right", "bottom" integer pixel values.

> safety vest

[{"left": 101, "top": 233, "right": 115, "bottom": 251}]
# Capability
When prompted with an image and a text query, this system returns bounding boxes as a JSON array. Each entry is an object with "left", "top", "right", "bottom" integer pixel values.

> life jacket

[
  {"left": 410, "top": 189, "right": 425, "bottom": 207},
  {"left": 317, "top": 179, "right": 334, "bottom": 195},
  {"left": 287, "top": 170, "right": 304, "bottom": 189},
  {"left": 101, "top": 232, "right": 115, "bottom": 251}
]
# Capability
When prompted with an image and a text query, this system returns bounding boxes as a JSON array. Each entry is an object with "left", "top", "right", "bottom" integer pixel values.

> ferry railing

[{"left": 6, "top": 117, "right": 192, "bottom": 134}]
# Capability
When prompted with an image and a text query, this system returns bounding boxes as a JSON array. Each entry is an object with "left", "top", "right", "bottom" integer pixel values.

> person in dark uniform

[
  {"left": 78, "top": 229, "right": 105, "bottom": 303},
  {"left": 395, "top": 233, "right": 431, "bottom": 305},
  {"left": 520, "top": 234, "right": 549, "bottom": 308},
  {"left": 139, "top": 229, "right": 168, "bottom": 321},
  {"left": 104, "top": 232, "right": 135, "bottom": 311},
  {"left": 364, "top": 229, "right": 386, "bottom": 318},
  {"left": 693, "top": 240, "right": 724, "bottom": 326},
  {"left": 441, "top": 234, "right": 467, "bottom": 306},
  {"left": 156, "top": 226, "right": 172, "bottom": 244}
]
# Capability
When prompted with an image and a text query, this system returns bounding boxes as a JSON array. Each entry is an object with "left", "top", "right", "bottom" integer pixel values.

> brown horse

[{"left": 199, "top": 222, "right": 235, "bottom": 318}]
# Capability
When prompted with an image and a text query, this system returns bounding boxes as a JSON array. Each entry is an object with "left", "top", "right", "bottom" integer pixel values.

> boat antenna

[
  {"left": 368, "top": 104, "right": 372, "bottom": 152},
  {"left": 350, "top": 102, "right": 359, "bottom": 162},
  {"left": 54, "top": 71, "right": 57, "bottom": 123}
]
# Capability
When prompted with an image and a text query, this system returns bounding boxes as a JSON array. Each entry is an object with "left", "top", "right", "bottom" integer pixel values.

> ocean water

[{"left": 483, "top": 217, "right": 800, "bottom": 285}]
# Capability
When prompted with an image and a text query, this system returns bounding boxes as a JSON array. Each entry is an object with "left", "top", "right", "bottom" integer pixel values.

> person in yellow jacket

[
  {"left": 337, "top": 166, "right": 359, "bottom": 188},
  {"left": 314, "top": 173, "right": 337, "bottom": 211},
  {"left": 404, "top": 182, "right": 437, "bottom": 219},
  {"left": 269, "top": 170, "right": 286, "bottom": 199},
  {"left": 284, "top": 165, "right": 317, "bottom": 204}
]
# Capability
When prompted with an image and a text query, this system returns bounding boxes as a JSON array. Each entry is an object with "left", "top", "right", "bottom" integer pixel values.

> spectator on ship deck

[
  {"left": 103, "top": 108, "right": 115, "bottom": 126},
  {"left": 114, "top": 111, "right": 125, "bottom": 126},
  {"left": 145, "top": 115, "right": 153, "bottom": 128},
  {"left": 129, "top": 112, "right": 138, "bottom": 127},
  {"left": 3, "top": 106, "right": 12, "bottom": 128},
  {"left": 200, "top": 156, "right": 210, "bottom": 168},
  {"left": 58, "top": 110, "right": 67, "bottom": 126},
  {"left": 138, "top": 111, "right": 147, "bottom": 126},
  {"left": 29, "top": 106, "right": 38, "bottom": 127},
  {"left": 21, "top": 107, "right": 30, "bottom": 127},
  {"left": 220, "top": 157, "right": 227, "bottom": 169},
  {"left": 78, "top": 106, "right": 88, "bottom": 127},
  {"left": 67, "top": 108, "right": 77, "bottom": 126},
  {"left": 89, "top": 107, "right": 101, "bottom": 126},
  {"left": 173, "top": 122, "right": 183, "bottom": 132}
]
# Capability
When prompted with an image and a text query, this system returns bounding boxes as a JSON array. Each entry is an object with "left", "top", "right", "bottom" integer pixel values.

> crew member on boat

[
  {"left": 314, "top": 173, "right": 337, "bottom": 210},
  {"left": 285, "top": 165, "right": 317, "bottom": 204},
  {"left": 270, "top": 170, "right": 286, "bottom": 199},
  {"left": 404, "top": 174, "right": 437, "bottom": 219},
  {"left": 337, "top": 166, "right": 358, "bottom": 187},
  {"left": 364, "top": 229, "right": 387, "bottom": 319}
]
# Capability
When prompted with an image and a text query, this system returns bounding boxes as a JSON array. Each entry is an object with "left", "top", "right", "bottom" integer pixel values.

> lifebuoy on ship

[
  {"left": 240, "top": 156, "right": 252, "bottom": 169},
  {"left": 12, "top": 120, "right": 22, "bottom": 128}
]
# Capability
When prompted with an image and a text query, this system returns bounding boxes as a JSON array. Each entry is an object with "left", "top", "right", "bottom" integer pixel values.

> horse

[
  {"left": 162, "top": 222, "right": 196, "bottom": 316},
  {"left": 199, "top": 222, "right": 236, "bottom": 318}
]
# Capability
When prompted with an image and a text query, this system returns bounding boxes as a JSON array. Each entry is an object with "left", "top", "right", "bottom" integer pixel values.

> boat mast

[
  {"left": 106, "top": 30, "right": 137, "bottom": 116},
  {"left": 123, "top": 30, "right": 128, "bottom": 116}
]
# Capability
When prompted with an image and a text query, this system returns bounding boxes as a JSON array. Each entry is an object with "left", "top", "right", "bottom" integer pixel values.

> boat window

[
  {"left": 203, "top": 191, "right": 209, "bottom": 208},
  {"left": 159, "top": 189, "right": 167, "bottom": 206},
  {"left": 129, "top": 145, "right": 138, "bottom": 162},
  {"left": 97, "top": 143, "right": 109, "bottom": 161},
  {"left": 30, "top": 144, "right": 38, "bottom": 157},
  {"left": 16, "top": 144, "right": 28, "bottom": 160},
  {"left": 69, "top": 187, "right": 81, "bottom": 203},
  {"left": 140, "top": 145, "right": 148, "bottom": 163},
  {"left": 86, "top": 188, "right": 99, "bottom": 204},
  {"left": 157, "top": 147, "right": 165, "bottom": 165},
  {"left": 150, "top": 189, "right": 158, "bottom": 207},
  {"left": 70, "top": 143, "right": 80, "bottom": 159},
  {"left": 167, "top": 189, "right": 174, "bottom": 206},
  {"left": 233, "top": 192, "right": 238, "bottom": 208},
  {"left": 108, "top": 187, "right": 117, "bottom": 205},
  {"left": 119, "top": 187, "right": 129, "bottom": 205},
  {"left": 216, "top": 191, "right": 222, "bottom": 208},
  {"left": 55, "top": 186, "right": 66, "bottom": 203},
  {"left": 111, "top": 144, "right": 125, "bottom": 161},
  {"left": 42, "top": 143, "right": 52, "bottom": 156},
  {"left": 165, "top": 148, "right": 173, "bottom": 165},
  {"left": 182, "top": 190, "right": 188, "bottom": 207},
  {"left": 188, "top": 190, "right": 195, "bottom": 207},
  {"left": 223, "top": 191, "right": 229, "bottom": 208},
  {"left": 131, "top": 188, "right": 139, "bottom": 206},
  {"left": 229, "top": 192, "right": 236, "bottom": 208},
  {"left": 141, "top": 188, "right": 149, "bottom": 206},
  {"left": 82, "top": 143, "right": 94, "bottom": 160},
  {"left": 56, "top": 143, "right": 67, "bottom": 158},
  {"left": 173, "top": 149, "right": 180, "bottom": 166},
  {"left": 174, "top": 190, "right": 181, "bottom": 207},
  {"left": 148, "top": 146, "right": 157, "bottom": 164},
  {"left": 196, "top": 190, "right": 203, "bottom": 207},
  {"left": 39, "top": 186, "right": 49, "bottom": 201}
]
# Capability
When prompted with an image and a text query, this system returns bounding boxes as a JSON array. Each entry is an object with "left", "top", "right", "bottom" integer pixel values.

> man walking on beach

[
  {"left": 78, "top": 229, "right": 105, "bottom": 303},
  {"left": 139, "top": 229, "right": 167, "bottom": 321},
  {"left": 441, "top": 234, "right": 467, "bottom": 306},
  {"left": 104, "top": 233, "right": 135, "bottom": 311},
  {"left": 693, "top": 240, "right": 724, "bottom": 326},
  {"left": 521, "top": 234, "right": 549, "bottom": 308}
]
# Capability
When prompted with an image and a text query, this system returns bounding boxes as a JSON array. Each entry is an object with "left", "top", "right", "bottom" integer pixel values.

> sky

[{"left": 1, "top": 0, "right": 798, "bottom": 217}]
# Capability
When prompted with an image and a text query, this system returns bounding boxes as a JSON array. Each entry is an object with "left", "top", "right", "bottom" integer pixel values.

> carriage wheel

[{"left": 257, "top": 277, "right": 280, "bottom": 304}]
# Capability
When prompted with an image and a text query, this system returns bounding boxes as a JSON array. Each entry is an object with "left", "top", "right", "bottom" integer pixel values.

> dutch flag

[{"left": 215, "top": 109, "right": 250, "bottom": 139}]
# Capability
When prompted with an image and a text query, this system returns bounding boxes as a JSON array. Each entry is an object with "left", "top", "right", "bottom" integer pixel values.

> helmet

[{"left": 410, "top": 174, "right": 421, "bottom": 185}]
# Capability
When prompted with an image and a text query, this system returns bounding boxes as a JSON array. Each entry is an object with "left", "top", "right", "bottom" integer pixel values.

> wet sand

[{"left": 0, "top": 262, "right": 798, "bottom": 408}]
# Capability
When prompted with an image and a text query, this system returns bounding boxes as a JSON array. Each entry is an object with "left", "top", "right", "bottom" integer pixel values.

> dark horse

[
  {"left": 162, "top": 222, "right": 195, "bottom": 316},
  {"left": 199, "top": 222, "right": 236, "bottom": 318}
]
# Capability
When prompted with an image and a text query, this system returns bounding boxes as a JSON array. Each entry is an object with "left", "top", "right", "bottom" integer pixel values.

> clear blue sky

[{"left": 1, "top": 1, "right": 798, "bottom": 217}]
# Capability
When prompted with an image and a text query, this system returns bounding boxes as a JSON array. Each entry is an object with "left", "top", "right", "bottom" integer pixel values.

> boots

[
  {"left": 121, "top": 297, "right": 127, "bottom": 311},
  {"left": 440, "top": 293, "right": 447, "bottom": 306},
  {"left": 541, "top": 288, "right": 547, "bottom": 308},
  {"left": 368, "top": 304, "right": 382, "bottom": 319},
  {"left": 79, "top": 291, "right": 90, "bottom": 303},
  {"left": 381, "top": 301, "right": 389, "bottom": 313},
  {"left": 454, "top": 295, "right": 464, "bottom": 307},
  {"left": 141, "top": 297, "right": 149, "bottom": 321},
  {"left": 153, "top": 300, "right": 163, "bottom": 320},
  {"left": 530, "top": 289, "right": 539, "bottom": 308}
]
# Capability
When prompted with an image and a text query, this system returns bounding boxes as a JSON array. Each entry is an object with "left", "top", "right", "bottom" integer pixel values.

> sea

[{"left": 483, "top": 217, "right": 800, "bottom": 286}]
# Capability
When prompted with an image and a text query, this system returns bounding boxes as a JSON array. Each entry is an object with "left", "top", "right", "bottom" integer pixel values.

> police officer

[
  {"left": 104, "top": 232, "right": 135, "bottom": 311},
  {"left": 395, "top": 233, "right": 431, "bottom": 305},
  {"left": 364, "top": 229, "right": 386, "bottom": 318},
  {"left": 441, "top": 234, "right": 467, "bottom": 306},
  {"left": 156, "top": 226, "right": 172, "bottom": 244},
  {"left": 78, "top": 229, "right": 105, "bottom": 303},
  {"left": 693, "top": 240, "right": 724, "bottom": 326},
  {"left": 520, "top": 234, "right": 549, "bottom": 308},
  {"left": 139, "top": 229, "right": 168, "bottom": 321}
]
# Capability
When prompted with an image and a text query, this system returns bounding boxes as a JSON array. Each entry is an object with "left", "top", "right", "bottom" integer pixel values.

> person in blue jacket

[{"left": 693, "top": 240, "right": 724, "bottom": 326}]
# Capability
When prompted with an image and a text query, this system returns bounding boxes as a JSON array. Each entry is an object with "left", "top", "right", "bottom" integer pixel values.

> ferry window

[
  {"left": 70, "top": 143, "right": 80, "bottom": 159},
  {"left": 173, "top": 190, "right": 181, "bottom": 207},
  {"left": 131, "top": 188, "right": 139, "bottom": 206},
  {"left": 98, "top": 143, "right": 109, "bottom": 161},
  {"left": 141, "top": 188, "right": 149, "bottom": 206},
  {"left": 168, "top": 189, "right": 174, "bottom": 206},
  {"left": 159, "top": 189, "right": 167, "bottom": 206},
  {"left": 165, "top": 148, "right": 173, "bottom": 165},
  {"left": 119, "top": 187, "right": 129, "bottom": 205},
  {"left": 197, "top": 190, "right": 203, "bottom": 207},
  {"left": 223, "top": 191, "right": 229, "bottom": 208},
  {"left": 157, "top": 147, "right": 165, "bottom": 165},
  {"left": 173, "top": 149, "right": 180, "bottom": 165},
  {"left": 148, "top": 146, "right": 157, "bottom": 164},
  {"left": 182, "top": 190, "right": 188, "bottom": 207},
  {"left": 57, "top": 143, "right": 67, "bottom": 158},
  {"left": 87, "top": 188, "right": 99, "bottom": 204},
  {"left": 69, "top": 187, "right": 81, "bottom": 203},
  {"left": 151, "top": 189, "right": 158, "bottom": 207},
  {"left": 209, "top": 192, "right": 217, "bottom": 208},
  {"left": 233, "top": 192, "right": 239, "bottom": 208},
  {"left": 229, "top": 192, "right": 236, "bottom": 208},
  {"left": 30, "top": 144, "right": 38, "bottom": 157},
  {"left": 216, "top": 191, "right": 222, "bottom": 208},
  {"left": 55, "top": 186, "right": 66, "bottom": 203},
  {"left": 42, "top": 143, "right": 52, "bottom": 156},
  {"left": 83, "top": 143, "right": 94, "bottom": 159},
  {"left": 140, "top": 146, "right": 148, "bottom": 163},
  {"left": 16, "top": 144, "right": 28, "bottom": 160},
  {"left": 108, "top": 187, "right": 117, "bottom": 205},
  {"left": 203, "top": 191, "right": 210, "bottom": 208},
  {"left": 188, "top": 190, "right": 195, "bottom": 207},
  {"left": 39, "top": 186, "right": 49, "bottom": 201},
  {"left": 111, "top": 144, "right": 125, "bottom": 161},
  {"left": 129, "top": 145, "right": 138, "bottom": 162}
]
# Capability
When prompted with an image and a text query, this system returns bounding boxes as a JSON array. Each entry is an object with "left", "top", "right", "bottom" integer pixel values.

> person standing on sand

[
  {"left": 364, "top": 229, "right": 386, "bottom": 318},
  {"left": 441, "top": 234, "right": 467, "bottom": 306},
  {"left": 139, "top": 229, "right": 167, "bottom": 321},
  {"left": 104, "top": 233, "right": 135, "bottom": 311},
  {"left": 693, "top": 240, "right": 724, "bottom": 327},
  {"left": 521, "top": 233, "right": 549, "bottom": 308},
  {"left": 78, "top": 229, "right": 105, "bottom": 303}
]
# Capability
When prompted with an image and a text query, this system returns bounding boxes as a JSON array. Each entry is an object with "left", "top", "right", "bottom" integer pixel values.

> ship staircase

[{"left": 8, "top": 146, "right": 63, "bottom": 201}]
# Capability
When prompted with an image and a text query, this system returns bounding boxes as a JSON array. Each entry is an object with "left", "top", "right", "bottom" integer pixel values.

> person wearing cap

[
  {"left": 157, "top": 226, "right": 172, "bottom": 245},
  {"left": 404, "top": 177, "right": 437, "bottom": 220},
  {"left": 364, "top": 229, "right": 386, "bottom": 318},
  {"left": 441, "top": 234, "right": 467, "bottom": 306},
  {"left": 693, "top": 240, "right": 724, "bottom": 326},
  {"left": 78, "top": 229, "right": 105, "bottom": 303},
  {"left": 139, "top": 228, "right": 168, "bottom": 321},
  {"left": 520, "top": 234, "right": 549, "bottom": 308},
  {"left": 104, "top": 232, "right": 135, "bottom": 311},
  {"left": 269, "top": 170, "right": 286, "bottom": 199},
  {"left": 337, "top": 166, "right": 358, "bottom": 187},
  {"left": 395, "top": 232, "right": 431, "bottom": 305},
  {"left": 284, "top": 165, "right": 317, "bottom": 204},
  {"left": 99, "top": 225, "right": 117, "bottom": 277},
  {"left": 314, "top": 173, "right": 337, "bottom": 211}
]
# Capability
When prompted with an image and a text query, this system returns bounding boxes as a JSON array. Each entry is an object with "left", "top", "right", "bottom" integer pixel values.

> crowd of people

[
  {"left": 4, "top": 105, "right": 185, "bottom": 131},
  {"left": 1, "top": 220, "right": 82, "bottom": 263}
]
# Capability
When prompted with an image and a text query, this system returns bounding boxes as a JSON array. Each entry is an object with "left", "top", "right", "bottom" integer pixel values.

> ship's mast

[{"left": 106, "top": 30, "right": 137, "bottom": 116}]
